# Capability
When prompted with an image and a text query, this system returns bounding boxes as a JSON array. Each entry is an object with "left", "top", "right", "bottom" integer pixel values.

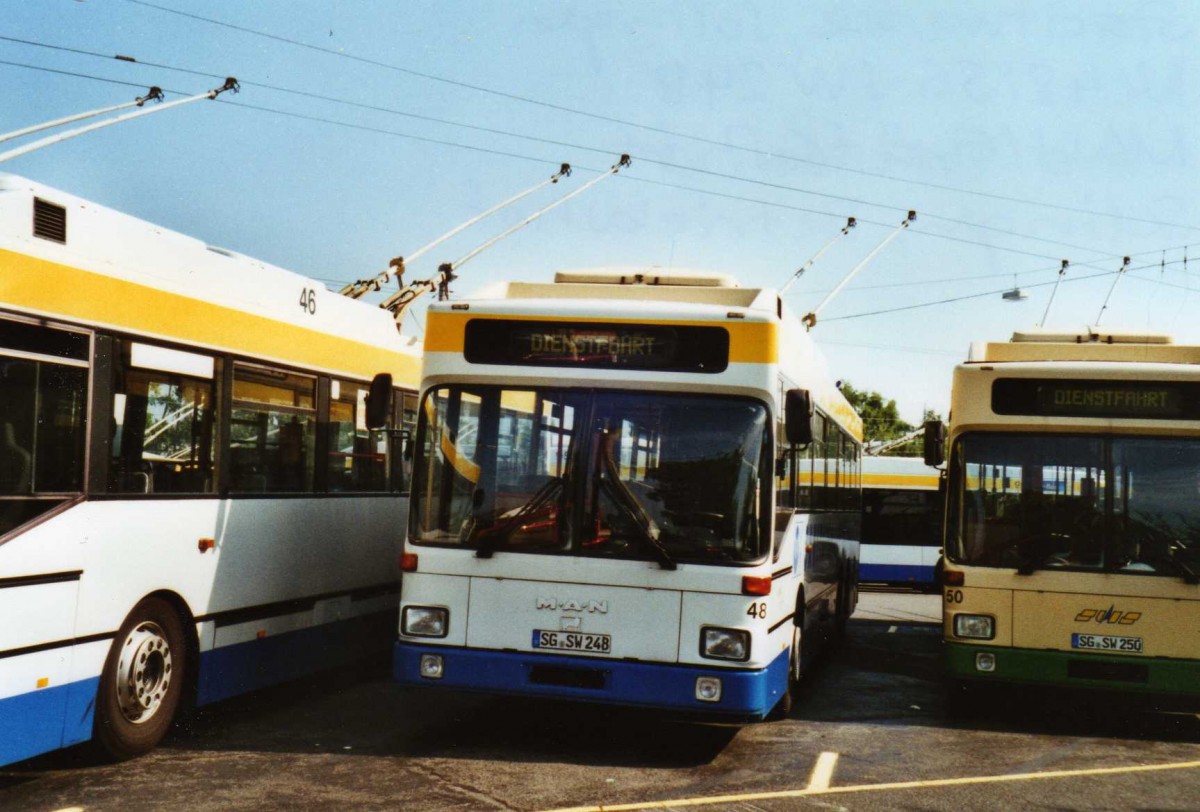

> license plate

[
  {"left": 532, "top": 629, "right": 612, "bottom": 653},
  {"left": 1071, "top": 633, "right": 1143, "bottom": 654}
]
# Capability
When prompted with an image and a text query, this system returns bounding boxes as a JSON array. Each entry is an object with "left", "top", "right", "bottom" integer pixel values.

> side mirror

[
  {"left": 784, "top": 388, "right": 815, "bottom": 445},
  {"left": 365, "top": 373, "right": 393, "bottom": 430},
  {"left": 923, "top": 419, "right": 945, "bottom": 466}
]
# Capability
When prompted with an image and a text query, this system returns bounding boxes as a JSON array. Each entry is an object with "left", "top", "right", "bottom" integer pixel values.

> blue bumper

[
  {"left": 394, "top": 642, "right": 789, "bottom": 719},
  {"left": 860, "top": 562, "right": 934, "bottom": 586}
]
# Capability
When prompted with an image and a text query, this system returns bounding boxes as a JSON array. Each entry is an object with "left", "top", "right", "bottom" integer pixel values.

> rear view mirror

[
  {"left": 784, "top": 389, "right": 815, "bottom": 445},
  {"left": 923, "top": 420, "right": 946, "bottom": 466},
  {"left": 366, "top": 373, "right": 393, "bottom": 430}
]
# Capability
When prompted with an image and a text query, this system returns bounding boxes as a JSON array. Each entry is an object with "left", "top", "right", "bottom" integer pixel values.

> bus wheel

[
  {"left": 769, "top": 616, "right": 804, "bottom": 721},
  {"left": 94, "top": 597, "right": 187, "bottom": 760}
]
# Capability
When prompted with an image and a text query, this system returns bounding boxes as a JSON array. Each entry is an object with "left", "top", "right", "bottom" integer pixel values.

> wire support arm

[
  {"left": 779, "top": 217, "right": 856, "bottom": 295},
  {"left": 1038, "top": 259, "right": 1070, "bottom": 327},
  {"left": 381, "top": 154, "right": 630, "bottom": 325},
  {"left": 0, "top": 78, "right": 237, "bottom": 165},
  {"left": 1093, "top": 256, "right": 1130, "bottom": 326},
  {"left": 0, "top": 87, "right": 163, "bottom": 145},
  {"left": 339, "top": 162, "right": 573, "bottom": 298},
  {"left": 802, "top": 210, "right": 916, "bottom": 330}
]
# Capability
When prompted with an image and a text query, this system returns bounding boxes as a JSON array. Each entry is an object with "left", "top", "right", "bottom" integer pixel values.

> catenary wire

[
  {"left": 0, "top": 57, "right": 1189, "bottom": 291},
  {"left": 115, "top": 0, "right": 1200, "bottom": 234},
  {"left": 0, "top": 36, "right": 1164, "bottom": 258}
]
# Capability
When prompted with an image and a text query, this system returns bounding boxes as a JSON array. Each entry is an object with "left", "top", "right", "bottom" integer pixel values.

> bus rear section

[{"left": 392, "top": 270, "right": 862, "bottom": 719}]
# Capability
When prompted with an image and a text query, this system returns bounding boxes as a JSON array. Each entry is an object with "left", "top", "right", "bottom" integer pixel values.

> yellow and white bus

[
  {"left": 0, "top": 173, "right": 421, "bottom": 765},
  {"left": 938, "top": 328, "right": 1200, "bottom": 706},
  {"left": 393, "top": 268, "right": 861, "bottom": 720}
]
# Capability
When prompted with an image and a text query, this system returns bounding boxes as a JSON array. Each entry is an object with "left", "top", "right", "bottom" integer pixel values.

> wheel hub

[{"left": 115, "top": 621, "right": 173, "bottom": 724}]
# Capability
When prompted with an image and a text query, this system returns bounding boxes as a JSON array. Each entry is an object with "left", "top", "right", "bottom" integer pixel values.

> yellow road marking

[
  {"left": 806, "top": 751, "right": 839, "bottom": 791},
  {"left": 542, "top": 759, "right": 1200, "bottom": 812}
]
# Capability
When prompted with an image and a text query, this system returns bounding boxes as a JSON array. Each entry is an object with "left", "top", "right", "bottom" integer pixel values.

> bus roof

[
  {"left": 966, "top": 327, "right": 1200, "bottom": 366},
  {"left": 0, "top": 173, "right": 421, "bottom": 381}
]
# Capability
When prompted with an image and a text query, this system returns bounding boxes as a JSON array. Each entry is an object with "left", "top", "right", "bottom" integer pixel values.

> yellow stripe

[
  {"left": 425, "top": 310, "right": 777, "bottom": 364},
  {"left": 0, "top": 248, "right": 420, "bottom": 385},
  {"left": 541, "top": 759, "right": 1200, "bottom": 812},
  {"left": 861, "top": 473, "right": 939, "bottom": 488}
]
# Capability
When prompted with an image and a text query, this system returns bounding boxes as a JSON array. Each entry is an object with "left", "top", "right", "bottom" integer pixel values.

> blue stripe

[
  {"left": 0, "top": 676, "right": 98, "bottom": 766},
  {"left": 394, "top": 643, "right": 790, "bottom": 719},
  {"left": 196, "top": 611, "right": 392, "bottom": 705},
  {"left": 860, "top": 563, "right": 934, "bottom": 585}
]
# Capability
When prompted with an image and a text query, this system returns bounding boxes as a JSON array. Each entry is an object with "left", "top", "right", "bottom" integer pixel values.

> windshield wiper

[
  {"left": 597, "top": 443, "right": 676, "bottom": 570},
  {"left": 474, "top": 475, "right": 564, "bottom": 558},
  {"left": 1014, "top": 532, "right": 1071, "bottom": 575},
  {"left": 1165, "top": 543, "right": 1200, "bottom": 585}
]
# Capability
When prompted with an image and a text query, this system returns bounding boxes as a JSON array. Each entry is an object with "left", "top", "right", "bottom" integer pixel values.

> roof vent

[{"left": 33, "top": 198, "right": 66, "bottom": 243}]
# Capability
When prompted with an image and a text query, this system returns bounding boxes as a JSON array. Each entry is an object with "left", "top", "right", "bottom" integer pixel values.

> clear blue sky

[{"left": 4, "top": 1, "right": 1198, "bottom": 425}]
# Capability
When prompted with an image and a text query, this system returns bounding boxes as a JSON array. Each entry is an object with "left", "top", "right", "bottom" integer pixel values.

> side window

[
  {"left": 109, "top": 341, "right": 216, "bottom": 494},
  {"left": 0, "top": 321, "right": 88, "bottom": 535},
  {"left": 230, "top": 364, "right": 316, "bottom": 492},
  {"left": 327, "top": 379, "right": 386, "bottom": 492},
  {"left": 392, "top": 390, "right": 418, "bottom": 493}
]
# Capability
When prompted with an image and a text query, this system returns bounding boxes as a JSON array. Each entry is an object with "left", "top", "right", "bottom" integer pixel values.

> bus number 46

[{"left": 299, "top": 287, "right": 317, "bottom": 315}]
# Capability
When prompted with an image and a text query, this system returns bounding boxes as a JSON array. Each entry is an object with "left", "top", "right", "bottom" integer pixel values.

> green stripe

[{"left": 946, "top": 642, "right": 1200, "bottom": 696}]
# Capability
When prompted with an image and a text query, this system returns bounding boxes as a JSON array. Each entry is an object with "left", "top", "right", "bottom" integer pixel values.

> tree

[{"left": 839, "top": 381, "right": 944, "bottom": 456}]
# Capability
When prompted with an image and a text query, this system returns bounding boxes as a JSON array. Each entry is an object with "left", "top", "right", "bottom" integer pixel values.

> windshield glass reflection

[
  {"left": 948, "top": 433, "right": 1200, "bottom": 578},
  {"left": 411, "top": 386, "right": 771, "bottom": 564}
]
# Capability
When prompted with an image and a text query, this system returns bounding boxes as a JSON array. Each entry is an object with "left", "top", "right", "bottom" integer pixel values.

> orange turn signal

[
  {"left": 198, "top": 537, "right": 215, "bottom": 552},
  {"left": 742, "top": 576, "right": 772, "bottom": 596},
  {"left": 943, "top": 569, "right": 965, "bottom": 586},
  {"left": 400, "top": 553, "right": 419, "bottom": 572}
]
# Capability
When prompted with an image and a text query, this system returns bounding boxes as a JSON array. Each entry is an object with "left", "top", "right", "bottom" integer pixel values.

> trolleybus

[
  {"left": 392, "top": 268, "right": 861, "bottom": 720},
  {"left": 860, "top": 455, "right": 941, "bottom": 588},
  {"left": 937, "top": 328, "right": 1200, "bottom": 706},
  {"left": 0, "top": 174, "right": 421, "bottom": 765}
]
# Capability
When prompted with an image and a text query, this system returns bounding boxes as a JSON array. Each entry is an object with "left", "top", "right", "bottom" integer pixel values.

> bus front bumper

[
  {"left": 394, "top": 641, "right": 788, "bottom": 720},
  {"left": 946, "top": 642, "right": 1200, "bottom": 705}
]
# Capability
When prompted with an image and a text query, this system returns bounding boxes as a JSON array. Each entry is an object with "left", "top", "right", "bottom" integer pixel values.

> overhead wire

[
  {"left": 0, "top": 32, "right": 1166, "bottom": 256},
  {"left": 2, "top": 52, "right": 1192, "bottom": 305},
  {"left": 824, "top": 257, "right": 1195, "bottom": 322},
  {"left": 115, "top": 0, "right": 1200, "bottom": 234}
]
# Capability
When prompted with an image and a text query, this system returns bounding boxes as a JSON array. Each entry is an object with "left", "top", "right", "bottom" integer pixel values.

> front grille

[
  {"left": 529, "top": 664, "right": 607, "bottom": 690},
  {"left": 1067, "top": 659, "right": 1149, "bottom": 683}
]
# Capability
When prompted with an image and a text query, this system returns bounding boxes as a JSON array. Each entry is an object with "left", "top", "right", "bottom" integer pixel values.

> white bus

[
  {"left": 0, "top": 174, "right": 421, "bottom": 765},
  {"left": 392, "top": 269, "right": 861, "bottom": 720},
  {"left": 937, "top": 328, "right": 1200, "bottom": 706},
  {"left": 860, "top": 456, "right": 941, "bottom": 588}
]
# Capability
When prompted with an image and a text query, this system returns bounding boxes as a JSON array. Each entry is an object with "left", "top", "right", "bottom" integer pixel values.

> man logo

[
  {"left": 1075, "top": 605, "right": 1141, "bottom": 625},
  {"left": 536, "top": 597, "right": 609, "bottom": 614}
]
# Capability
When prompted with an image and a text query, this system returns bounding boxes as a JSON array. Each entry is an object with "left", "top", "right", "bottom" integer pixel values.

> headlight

[
  {"left": 953, "top": 613, "right": 995, "bottom": 640},
  {"left": 700, "top": 626, "right": 750, "bottom": 661},
  {"left": 402, "top": 606, "right": 448, "bottom": 638}
]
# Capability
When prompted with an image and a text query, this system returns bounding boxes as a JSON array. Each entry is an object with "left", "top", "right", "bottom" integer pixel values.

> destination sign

[
  {"left": 464, "top": 319, "right": 729, "bottom": 373},
  {"left": 992, "top": 379, "right": 1200, "bottom": 420}
]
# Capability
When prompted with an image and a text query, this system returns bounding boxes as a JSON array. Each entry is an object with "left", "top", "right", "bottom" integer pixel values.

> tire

[
  {"left": 94, "top": 597, "right": 187, "bottom": 760},
  {"left": 768, "top": 609, "right": 804, "bottom": 721}
]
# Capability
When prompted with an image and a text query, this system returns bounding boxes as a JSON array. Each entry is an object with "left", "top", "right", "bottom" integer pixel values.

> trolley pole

[
  {"left": 802, "top": 210, "right": 916, "bottom": 331},
  {"left": 779, "top": 217, "right": 857, "bottom": 295},
  {"left": 0, "top": 87, "right": 164, "bottom": 145},
  {"left": 1094, "top": 256, "right": 1131, "bottom": 326},
  {"left": 1038, "top": 259, "right": 1070, "bottom": 327},
  {"left": 340, "top": 163, "right": 574, "bottom": 299},
  {"left": 0, "top": 79, "right": 238, "bottom": 165},
  {"left": 382, "top": 155, "right": 632, "bottom": 326}
]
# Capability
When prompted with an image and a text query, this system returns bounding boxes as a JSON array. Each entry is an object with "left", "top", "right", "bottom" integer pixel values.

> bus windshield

[
  {"left": 948, "top": 432, "right": 1200, "bottom": 579},
  {"left": 411, "top": 386, "right": 771, "bottom": 564}
]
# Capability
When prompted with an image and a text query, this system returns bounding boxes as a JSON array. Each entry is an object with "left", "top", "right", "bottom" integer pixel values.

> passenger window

[
  {"left": 109, "top": 342, "right": 216, "bottom": 494},
  {"left": 327, "top": 379, "right": 386, "bottom": 492},
  {"left": 0, "top": 321, "right": 88, "bottom": 536},
  {"left": 230, "top": 364, "right": 316, "bottom": 492}
]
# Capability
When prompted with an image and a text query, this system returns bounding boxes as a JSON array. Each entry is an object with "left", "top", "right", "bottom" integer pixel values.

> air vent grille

[{"left": 33, "top": 198, "right": 67, "bottom": 243}]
